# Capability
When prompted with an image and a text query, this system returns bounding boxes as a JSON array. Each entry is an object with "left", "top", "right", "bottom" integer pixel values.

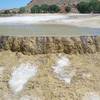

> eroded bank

[{"left": 0, "top": 36, "right": 100, "bottom": 55}]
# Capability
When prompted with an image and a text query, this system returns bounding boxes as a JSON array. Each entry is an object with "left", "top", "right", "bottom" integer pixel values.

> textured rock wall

[{"left": 0, "top": 36, "right": 100, "bottom": 55}]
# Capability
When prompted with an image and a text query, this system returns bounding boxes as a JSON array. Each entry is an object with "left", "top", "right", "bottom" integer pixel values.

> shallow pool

[{"left": 0, "top": 24, "right": 99, "bottom": 36}]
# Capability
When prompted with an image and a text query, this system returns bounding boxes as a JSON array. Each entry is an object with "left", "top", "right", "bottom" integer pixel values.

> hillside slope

[
  {"left": 26, "top": 0, "right": 91, "bottom": 13},
  {"left": 27, "top": 0, "right": 90, "bottom": 6},
  {"left": 27, "top": 0, "right": 91, "bottom": 7}
]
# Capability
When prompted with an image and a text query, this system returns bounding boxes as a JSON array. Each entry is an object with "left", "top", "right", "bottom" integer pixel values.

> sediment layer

[{"left": 0, "top": 36, "right": 100, "bottom": 55}]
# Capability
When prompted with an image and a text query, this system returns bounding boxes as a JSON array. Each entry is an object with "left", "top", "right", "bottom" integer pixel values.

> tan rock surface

[
  {"left": 0, "top": 36, "right": 100, "bottom": 55},
  {"left": 0, "top": 51, "right": 100, "bottom": 100}
]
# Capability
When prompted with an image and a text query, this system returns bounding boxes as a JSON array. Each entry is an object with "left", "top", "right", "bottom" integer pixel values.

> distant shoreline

[{"left": 0, "top": 13, "right": 100, "bottom": 28}]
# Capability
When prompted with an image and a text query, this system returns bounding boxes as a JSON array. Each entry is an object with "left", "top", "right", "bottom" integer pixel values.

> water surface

[{"left": 0, "top": 24, "right": 99, "bottom": 36}]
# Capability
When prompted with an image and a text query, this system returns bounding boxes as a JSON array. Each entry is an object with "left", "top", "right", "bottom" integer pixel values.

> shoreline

[{"left": 0, "top": 14, "right": 100, "bottom": 28}]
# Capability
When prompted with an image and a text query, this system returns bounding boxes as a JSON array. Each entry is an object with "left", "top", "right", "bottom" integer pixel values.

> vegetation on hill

[
  {"left": 40, "top": 4, "right": 49, "bottom": 13},
  {"left": 31, "top": 4, "right": 60, "bottom": 13},
  {"left": 19, "top": 7, "right": 26, "bottom": 13},
  {"left": 1, "top": 0, "right": 100, "bottom": 14},
  {"left": 65, "top": 6, "right": 71, "bottom": 12},
  {"left": 77, "top": 0, "right": 100, "bottom": 13},
  {"left": 31, "top": 5, "right": 41, "bottom": 13}
]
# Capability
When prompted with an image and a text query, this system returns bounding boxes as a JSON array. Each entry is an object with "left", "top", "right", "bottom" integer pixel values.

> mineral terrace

[{"left": 0, "top": 36, "right": 100, "bottom": 100}]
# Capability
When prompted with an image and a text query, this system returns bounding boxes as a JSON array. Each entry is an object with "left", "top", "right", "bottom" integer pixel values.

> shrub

[
  {"left": 3, "top": 10, "right": 10, "bottom": 14},
  {"left": 89, "top": 0, "right": 100, "bottom": 13},
  {"left": 65, "top": 6, "right": 71, "bottom": 12},
  {"left": 31, "top": 5, "right": 41, "bottom": 13},
  {"left": 48, "top": 5, "right": 60, "bottom": 13},
  {"left": 40, "top": 4, "right": 49, "bottom": 13},
  {"left": 94, "top": 3, "right": 100, "bottom": 13},
  {"left": 31, "top": 4, "right": 60, "bottom": 13},
  {"left": 77, "top": 2, "right": 91, "bottom": 13},
  {"left": 19, "top": 7, "right": 26, "bottom": 13},
  {"left": 77, "top": 0, "right": 100, "bottom": 13}
]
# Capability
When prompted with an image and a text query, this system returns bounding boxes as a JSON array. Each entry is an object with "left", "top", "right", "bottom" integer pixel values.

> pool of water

[{"left": 0, "top": 24, "right": 99, "bottom": 36}]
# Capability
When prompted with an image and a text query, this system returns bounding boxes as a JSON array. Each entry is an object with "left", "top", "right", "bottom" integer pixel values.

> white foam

[
  {"left": 82, "top": 92, "right": 100, "bottom": 100},
  {"left": 9, "top": 63, "right": 37, "bottom": 93},
  {"left": 52, "top": 56, "right": 75, "bottom": 84}
]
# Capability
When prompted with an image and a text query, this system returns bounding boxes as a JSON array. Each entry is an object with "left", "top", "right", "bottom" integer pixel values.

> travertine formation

[
  {"left": 0, "top": 51, "right": 100, "bottom": 100},
  {"left": 0, "top": 36, "right": 100, "bottom": 55}
]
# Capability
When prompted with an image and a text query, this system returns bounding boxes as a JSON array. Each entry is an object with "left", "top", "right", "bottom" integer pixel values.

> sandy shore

[{"left": 0, "top": 14, "right": 100, "bottom": 28}]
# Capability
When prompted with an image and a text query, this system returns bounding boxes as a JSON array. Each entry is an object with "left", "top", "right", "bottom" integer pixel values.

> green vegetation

[
  {"left": 90, "top": 0, "right": 100, "bottom": 13},
  {"left": 31, "top": 5, "right": 41, "bottom": 13},
  {"left": 65, "top": 6, "right": 71, "bottom": 12},
  {"left": 77, "top": 2, "right": 91, "bottom": 13},
  {"left": 19, "top": 7, "right": 26, "bottom": 13},
  {"left": 31, "top": 4, "right": 60, "bottom": 13},
  {"left": 77, "top": 0, "right": 100, "bottom": 13},
  {"left": 48, "top": 5, "right": 60, "bottom": 13},
  {"left": 40, "top": 4, "right": 49, "bottom": 13},
  {"left": 3, "top": 10, "right": 10, "bottom": 14}
]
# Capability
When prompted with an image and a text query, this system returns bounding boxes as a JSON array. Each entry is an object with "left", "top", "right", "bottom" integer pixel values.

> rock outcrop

[
  {"left": 27, "top": 0, "right": 78, "bottom": 13},
  {"left": 0, "top": 36, "right": 100, "bottom": 55}
]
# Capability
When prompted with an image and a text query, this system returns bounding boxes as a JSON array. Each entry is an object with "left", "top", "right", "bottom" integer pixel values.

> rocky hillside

[
  {"left": 0, "top": 36, "right": 100, "bottom": 55},
  {"left": 26, "top": 0, "right": 92, "bottom": 13},
  {"left": 27, "top": 0, "right": 80, "bottom": 12},
  {"left": 27, "top": 0, "right": 89, "bottom": 7}
]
